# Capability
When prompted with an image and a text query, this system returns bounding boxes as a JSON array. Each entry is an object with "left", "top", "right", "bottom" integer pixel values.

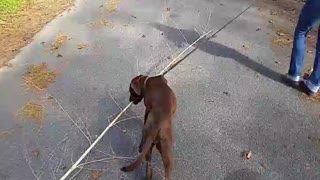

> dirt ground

[
  {"left": 0, "top": 0, "right": 74, "bottom": 68},
  {"left": 257, "top": 0, "right": 317, "bottom": 51}
]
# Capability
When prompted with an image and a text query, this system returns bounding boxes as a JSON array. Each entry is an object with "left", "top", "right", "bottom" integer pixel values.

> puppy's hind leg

[
  {"left": 146, "top": 144, "right": 154, "bottom": 180},
  {"left": 159, "top": 140, "right": 173, "bottom": 180}
]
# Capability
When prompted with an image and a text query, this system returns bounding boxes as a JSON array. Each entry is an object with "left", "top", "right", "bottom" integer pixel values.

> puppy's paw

[{"left": 120, "top": 166, "right": 128, "bottom": 172}]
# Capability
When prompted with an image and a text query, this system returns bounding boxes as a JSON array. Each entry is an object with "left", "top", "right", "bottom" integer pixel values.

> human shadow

[{"left": 151, "top": 23, "right": 285, "bottom": 85}]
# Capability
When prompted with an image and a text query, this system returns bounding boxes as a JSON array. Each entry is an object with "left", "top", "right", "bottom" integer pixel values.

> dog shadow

[
  {"left": 97, "top": 94, "right": 147, "bottom": 179},
  {"left": 150, "top": 23, "right": 285, "bottom": 85}
]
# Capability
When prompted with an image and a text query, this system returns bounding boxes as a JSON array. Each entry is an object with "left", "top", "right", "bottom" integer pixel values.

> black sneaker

[
  {"left": 281, "top": 75, "right": 300, "bottom": 88},
  {"left": 298, "top": 81, "right": 316, "bottom": 97}
]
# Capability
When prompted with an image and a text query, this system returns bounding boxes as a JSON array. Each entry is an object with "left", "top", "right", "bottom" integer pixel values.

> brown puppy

[{"left": 121, "top": 75, "right": 177, "bottom": 180}]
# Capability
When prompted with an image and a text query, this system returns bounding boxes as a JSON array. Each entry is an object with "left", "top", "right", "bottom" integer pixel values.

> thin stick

[
  {"left": 59, "top": 103, "right": 132, "bottom": 180},
  {"left": 159, "top": 5, "right": 251, "bottom": 75},
  {"left": 52, "top": 95, "right": 92, "bottom": 144}
]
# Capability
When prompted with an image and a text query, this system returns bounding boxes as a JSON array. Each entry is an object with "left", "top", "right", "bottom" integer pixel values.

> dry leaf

[
  {"left": 243, "top": 44, "right": 250, "bottom": 50},
  {"left": 241, "top": 150, "right": 252, "bottom": 160},
  {"left": 32, "top": 149, "right": 40, "bottom": 158},
  {"left": 106, "top": 0, "right": 121, "bottom": 13},
  {"left": 90, "top": 19, "right": 110, "bottom": 27},
  {"left": 276, "top": 31, "right": 285, "bottom": 36},
  {"left": 270, "top": 10, "right": 278, "bottom": 15},
  {"left": 77, "top": 43, "right": 89, "bottom": 49},
  {"left": 90, "top": 170, "right": 104, "bottom": 180},
  {"left": 259, "top": 162, "right": 267, "bottom": 169},
  {"left": 3, "top": 62, "right": 13, "bottom": 67},
  {"left": 273, "top": 38, "right": 293, "bottom": 46},
  {"left": 0, "top": 130, "right": 13, "bottom": 139},
  {"left": 51, "top": 33, "right": 70, "bottom": 50}
]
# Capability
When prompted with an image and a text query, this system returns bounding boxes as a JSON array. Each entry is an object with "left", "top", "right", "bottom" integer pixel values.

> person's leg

[
  {"left": 306, "top": 26, "right": 320, "bottom": 93},
  {"left": 288, "top": 2, "right": 314, "bottom": 81}
]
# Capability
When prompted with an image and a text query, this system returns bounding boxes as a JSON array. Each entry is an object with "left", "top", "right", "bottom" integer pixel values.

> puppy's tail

[
  {"left": 121, "top": 112, "right": 162, "bottom": 172},
  {"left": 120, "top": 136, "right": 155, "bottom": 172}
]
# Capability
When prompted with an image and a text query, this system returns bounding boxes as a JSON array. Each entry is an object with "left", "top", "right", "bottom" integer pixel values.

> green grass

[{"left": 0, "top": 0, "right": 25, "bottom": 14}]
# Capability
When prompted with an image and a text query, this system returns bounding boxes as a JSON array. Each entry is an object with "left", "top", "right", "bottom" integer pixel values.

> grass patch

[
  {"left": 19, "top": 102, "right": 44, "bottom": 125},
  {"left": 0, "top": 0, "right": 74, "bottom": 68},
  {"left": 23, "top": 63, "right": 58, "bottom": 90},
  {"left": 0, "top": 0, "right": 25, "bottom": 14}
]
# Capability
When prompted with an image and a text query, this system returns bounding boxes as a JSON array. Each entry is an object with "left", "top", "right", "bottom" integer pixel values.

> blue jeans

[{"left": 288, "top": 0, "right": 320, "bottom": 91}]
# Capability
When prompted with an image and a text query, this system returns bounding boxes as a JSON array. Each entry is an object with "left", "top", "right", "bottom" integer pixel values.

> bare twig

[
  {"left": 77, "top": 156, "right": 135, "bottom": 167},
  {"left": 113, "top": 116, "right": 142, "bottom": 126},
  {"left": 23, "top": 142, "right": 40, "bottom": 180},
  {"left": 51, "top": 94, "right": 92, "bottom": 144},
  {"left": 106, "top": 90, "right": 122, "bottom": 110},
  {"left": 203, "top": 9, "right": 212, "bottom": 33},
  {"left": 169, "top": 19, "right": 189, "bottom": 45}
]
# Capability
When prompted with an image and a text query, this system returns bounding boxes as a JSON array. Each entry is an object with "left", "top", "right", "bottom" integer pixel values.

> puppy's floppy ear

[{"left": 130, "top": 75, "right": 143, "bottom": 95}]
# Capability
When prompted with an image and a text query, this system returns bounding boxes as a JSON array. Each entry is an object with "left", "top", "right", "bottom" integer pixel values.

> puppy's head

[{"left": 129, "top": 75, "right": 145, "bottom": 104}]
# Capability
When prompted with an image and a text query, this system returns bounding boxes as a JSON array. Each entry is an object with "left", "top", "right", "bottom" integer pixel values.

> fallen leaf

[
  {"left": 270, "top": 10, "right": 278, "bottom": 15},
  {"left": 3, "top": 62, "right": 13, "bottom": 67},
  {"left": 77, "top": 43, "right": 89, "bottom": 49},
  {"left": 276, "top": 31, "right": 285, "bottom": 36},
  {"left": 259, "top": 162, "right": 267, "bottom": 169},
  {"left": 51, "top": 33, "right": 70, "bottom": 50},
  {"left": 0, "top": 130, "right": 13, "bottom": 139},
  {"left": 242, "top": 44, "right": 250, "bottom": 50},
  {"left": 241, "top": 150, "right": 252, "bottom": 160},
  {"left": 90, "top": 170, "right": 104, "bottom": 180},
  {"left": 32, "top": 149, "right": 40, "bottom": 158},
  {"left": 307, "top": 34, "right": 315, "bottom": 40},
  {"left": 273, "top": 38, "right": 293, "bottom": 46}
]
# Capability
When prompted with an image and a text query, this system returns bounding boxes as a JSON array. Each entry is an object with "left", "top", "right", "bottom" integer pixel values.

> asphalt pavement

[{"left": 1, "top": 0, "right": 320, "bottom": 179}]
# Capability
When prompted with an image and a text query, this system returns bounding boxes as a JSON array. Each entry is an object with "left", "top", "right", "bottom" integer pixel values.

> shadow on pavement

[{"left": 151, "top": 23, "right": 285, "bottom": 85}]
